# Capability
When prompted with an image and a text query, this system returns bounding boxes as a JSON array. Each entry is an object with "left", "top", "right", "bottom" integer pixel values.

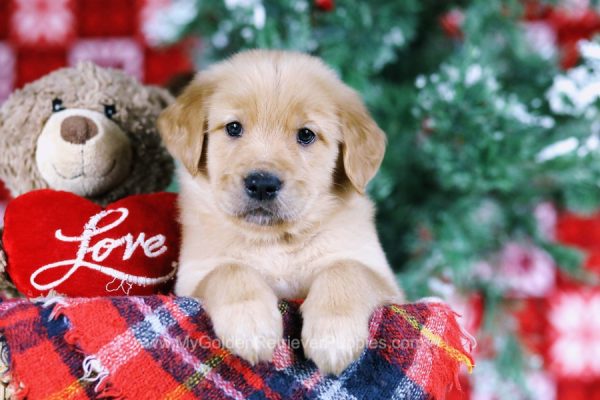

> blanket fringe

[
  {"left": 51, "top": 303, "right": 124, "bottom": 400},
  {"left": 419, "top": 297, "right": 477, "bottom": 362},
  {"left": 81, "top": 356, "right": 109, "bottom": 391},
  {"left": 40, "top": 295, "right": 69, "bottom": 321},
  {"left": 392, "top": 300, "right": 476, "bottom": 399},
  {"left": 1, "top": 335, "right": 28, "bottom": 400},
  {"left": 436, "top": 303, "right": 476, "bottom": 397}
]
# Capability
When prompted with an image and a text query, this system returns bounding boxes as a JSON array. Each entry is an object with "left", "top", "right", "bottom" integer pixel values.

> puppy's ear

[
  {"left": 338, "top": 87, "right": 386, "bottom": 194},
  {"left": 158, "top": 75, "right": 213, "bottom": 175}
]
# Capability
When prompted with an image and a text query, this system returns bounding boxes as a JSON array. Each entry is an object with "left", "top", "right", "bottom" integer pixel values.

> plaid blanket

[{"left": 0, "top": 296, "right": 474, "bottom": 400}]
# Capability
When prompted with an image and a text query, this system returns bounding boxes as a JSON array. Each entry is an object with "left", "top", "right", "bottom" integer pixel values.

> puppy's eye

[
  {"left": 297, "top": 128, "right": 317, "bottom": 146},
  {"left": 104, "top": 104, "right": 117, "bottom": 119},
  {"left": 52, "top": 98, "right": 65, "bottom": 112},
  {"left": 226, "top": 121, "right": 243, "bottom": 137}
]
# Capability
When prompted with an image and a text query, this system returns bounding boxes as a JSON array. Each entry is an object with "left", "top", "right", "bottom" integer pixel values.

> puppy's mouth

[{"left": 237, "top": 205, "right": 286, "bottom": 226}]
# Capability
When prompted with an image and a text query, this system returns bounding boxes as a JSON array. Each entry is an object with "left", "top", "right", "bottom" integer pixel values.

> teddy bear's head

[{"left": 0, "top": 62, "right": 175, "bottom": 205}]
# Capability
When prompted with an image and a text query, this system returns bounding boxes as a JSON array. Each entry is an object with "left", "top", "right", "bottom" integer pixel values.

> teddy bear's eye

[
  {"left": 52, "top": 98, "right": 65, "bottom": 113},
  {"left": 104, "top": 104, "right": 117, "bottom": 119}
]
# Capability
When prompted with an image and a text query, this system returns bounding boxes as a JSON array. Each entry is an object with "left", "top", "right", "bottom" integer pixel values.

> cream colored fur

[{"left": 159, "top": 50, "right": 403, "bottom": 375}]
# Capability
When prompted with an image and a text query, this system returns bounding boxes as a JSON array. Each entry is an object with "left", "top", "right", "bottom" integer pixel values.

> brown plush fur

[
  {"left": 0, "top": 62, "right": 175, "bottom": 296},
  {"left": 160, "top": 50, "right": 402, "bottom": 375},
  {"left": 0, "top": 62, "right": 174, "bottom": 205}
]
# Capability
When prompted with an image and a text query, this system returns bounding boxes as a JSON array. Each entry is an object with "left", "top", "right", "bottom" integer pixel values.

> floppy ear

[
  {"left": 157, "top": 75, "right": 212, "bottom": 175},
  {"left": 338, "top": 87, "right": 387, "bottom": 194}
]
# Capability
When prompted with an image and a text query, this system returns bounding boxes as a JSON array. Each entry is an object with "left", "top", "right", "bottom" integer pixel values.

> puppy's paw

[
  {"left": 210, "top": 298, "right": 283, "bottom": 364},
  {"left": 301, "top": 311, "right": 370, "bottom": 375}
]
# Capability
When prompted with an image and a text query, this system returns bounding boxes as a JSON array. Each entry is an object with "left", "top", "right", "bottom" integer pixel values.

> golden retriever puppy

[{"left": 158, "top": 50, "right": 402, "bottom": 375}]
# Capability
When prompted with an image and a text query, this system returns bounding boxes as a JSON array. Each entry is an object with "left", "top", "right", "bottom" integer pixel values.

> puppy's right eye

[{"left": 225, "top": 121, "right": 243, "bottom": 137}]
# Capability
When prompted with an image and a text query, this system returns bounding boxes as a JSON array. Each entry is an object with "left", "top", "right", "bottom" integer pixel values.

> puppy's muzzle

[{"left": 244, "top": 171, "right": 283, "bottom": 201}]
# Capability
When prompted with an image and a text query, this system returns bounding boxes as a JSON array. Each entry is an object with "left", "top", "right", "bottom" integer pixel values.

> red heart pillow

[{"left": 2, "top": 190, "right": 180, "bottom": 297}]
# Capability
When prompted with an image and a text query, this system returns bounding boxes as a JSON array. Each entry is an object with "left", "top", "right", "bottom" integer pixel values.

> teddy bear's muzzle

[{"left": 35, "top": 108, "right": 133, "bottom": 198}]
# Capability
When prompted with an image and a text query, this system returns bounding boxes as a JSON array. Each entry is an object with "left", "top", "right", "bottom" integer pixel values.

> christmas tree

[{"left": 147, "top": 0, "right": 600, "bottom": 397}]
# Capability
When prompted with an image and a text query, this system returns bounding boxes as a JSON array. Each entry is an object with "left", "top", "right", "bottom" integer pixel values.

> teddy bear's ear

[
  {"left": 158, "top": 74, "right": 212, "bottom": 176},
  {"left": 147, "top": 86, "right": 174, "bottom": 110}
]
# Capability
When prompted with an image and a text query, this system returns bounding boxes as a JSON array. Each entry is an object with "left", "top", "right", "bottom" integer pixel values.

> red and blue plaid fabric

[{"left": 0, "top": 296, "right": 473, "bottom": 400}]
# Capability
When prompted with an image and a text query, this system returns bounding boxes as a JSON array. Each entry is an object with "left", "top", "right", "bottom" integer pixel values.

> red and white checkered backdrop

[
  {"left": 3, "top": 3, "right": 600, "bottom": 397},
  {"left": 0, "top": 0, "right": 194, "bottom": 222}
]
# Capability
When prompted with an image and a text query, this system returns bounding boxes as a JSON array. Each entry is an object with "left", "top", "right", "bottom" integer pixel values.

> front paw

[
  {"left": 301, "top": 311, "right": 370, "bottom": 375},
  {"left": 210, "top": 298, "right": 283, "bottom": 365}
]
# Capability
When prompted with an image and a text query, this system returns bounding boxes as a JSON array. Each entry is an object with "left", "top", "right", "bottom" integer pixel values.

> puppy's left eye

[
  {"left": 297, "top": 128, "right": 317, "bottom": 146},
  {"left": 226, "top": 121, "right": 243, "bottom": 137},
  {"left": 104, "top": 104, "right": 117, "bottom": 119}
]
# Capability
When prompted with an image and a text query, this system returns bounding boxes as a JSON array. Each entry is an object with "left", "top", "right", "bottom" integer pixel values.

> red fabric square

[
  {"left": 557, "top": 380, "right": 600, "bottom": 400},
  {"left": 17, "top": 340, "right": 84, "bottom": 399},
  {"left": 515, "top": 298, "right": 549, "bottom": 356},
  {"left": 144, "top": 43, "right": 195, "bottom": 85},
  {"left": 0, "top": 0, "right": 10, "bottom": 39},
  {"left": 66, "top": 299, "right": 131, "bottom": 348},
  {"left": 15, "top": 48, "right": 66, "bottom": 88},
  {"left": 116, "top": 351, "right": 182, "bottom": 399},
  {"left": 76, "top": 0, "right": 137, "bottom": 37}
]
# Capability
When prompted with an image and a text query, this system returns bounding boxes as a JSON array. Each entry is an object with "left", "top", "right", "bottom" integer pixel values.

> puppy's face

[
  {"left": 206, "top": 85, "right": 339, "bottom": 226},
  {"left": 159, "top": 51, "right": 386, "bottom": 231}
]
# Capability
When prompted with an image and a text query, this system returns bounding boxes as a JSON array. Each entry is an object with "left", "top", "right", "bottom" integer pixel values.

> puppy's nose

[
  {"left": 244, "top": 171, "right": 283, "bottom": 201},
  {"left": 60, "top": 116, "right": 99, "bottom": 144}
]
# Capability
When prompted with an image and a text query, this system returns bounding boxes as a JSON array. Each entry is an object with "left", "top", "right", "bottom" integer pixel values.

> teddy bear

[{"left": 0, "top": 62, "right": 176, "bottom": 297}]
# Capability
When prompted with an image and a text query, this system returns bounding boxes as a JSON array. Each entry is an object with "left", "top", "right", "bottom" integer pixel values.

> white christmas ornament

[
  {"left": 537, "top": 137, "right": 580, "bottom": 162},
  {"left": 547, "top": 40, "right": 600, "bottom": 117}
]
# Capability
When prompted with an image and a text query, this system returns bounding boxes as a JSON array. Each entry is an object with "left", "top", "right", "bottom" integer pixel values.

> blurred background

[{"left": 2, "top": 0, "right": 600, "bottom": 398}]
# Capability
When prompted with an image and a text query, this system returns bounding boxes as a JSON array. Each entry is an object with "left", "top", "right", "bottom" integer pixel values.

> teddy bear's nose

[{"left": 60, "top": 116, "right": 99, "bottom": 145}]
